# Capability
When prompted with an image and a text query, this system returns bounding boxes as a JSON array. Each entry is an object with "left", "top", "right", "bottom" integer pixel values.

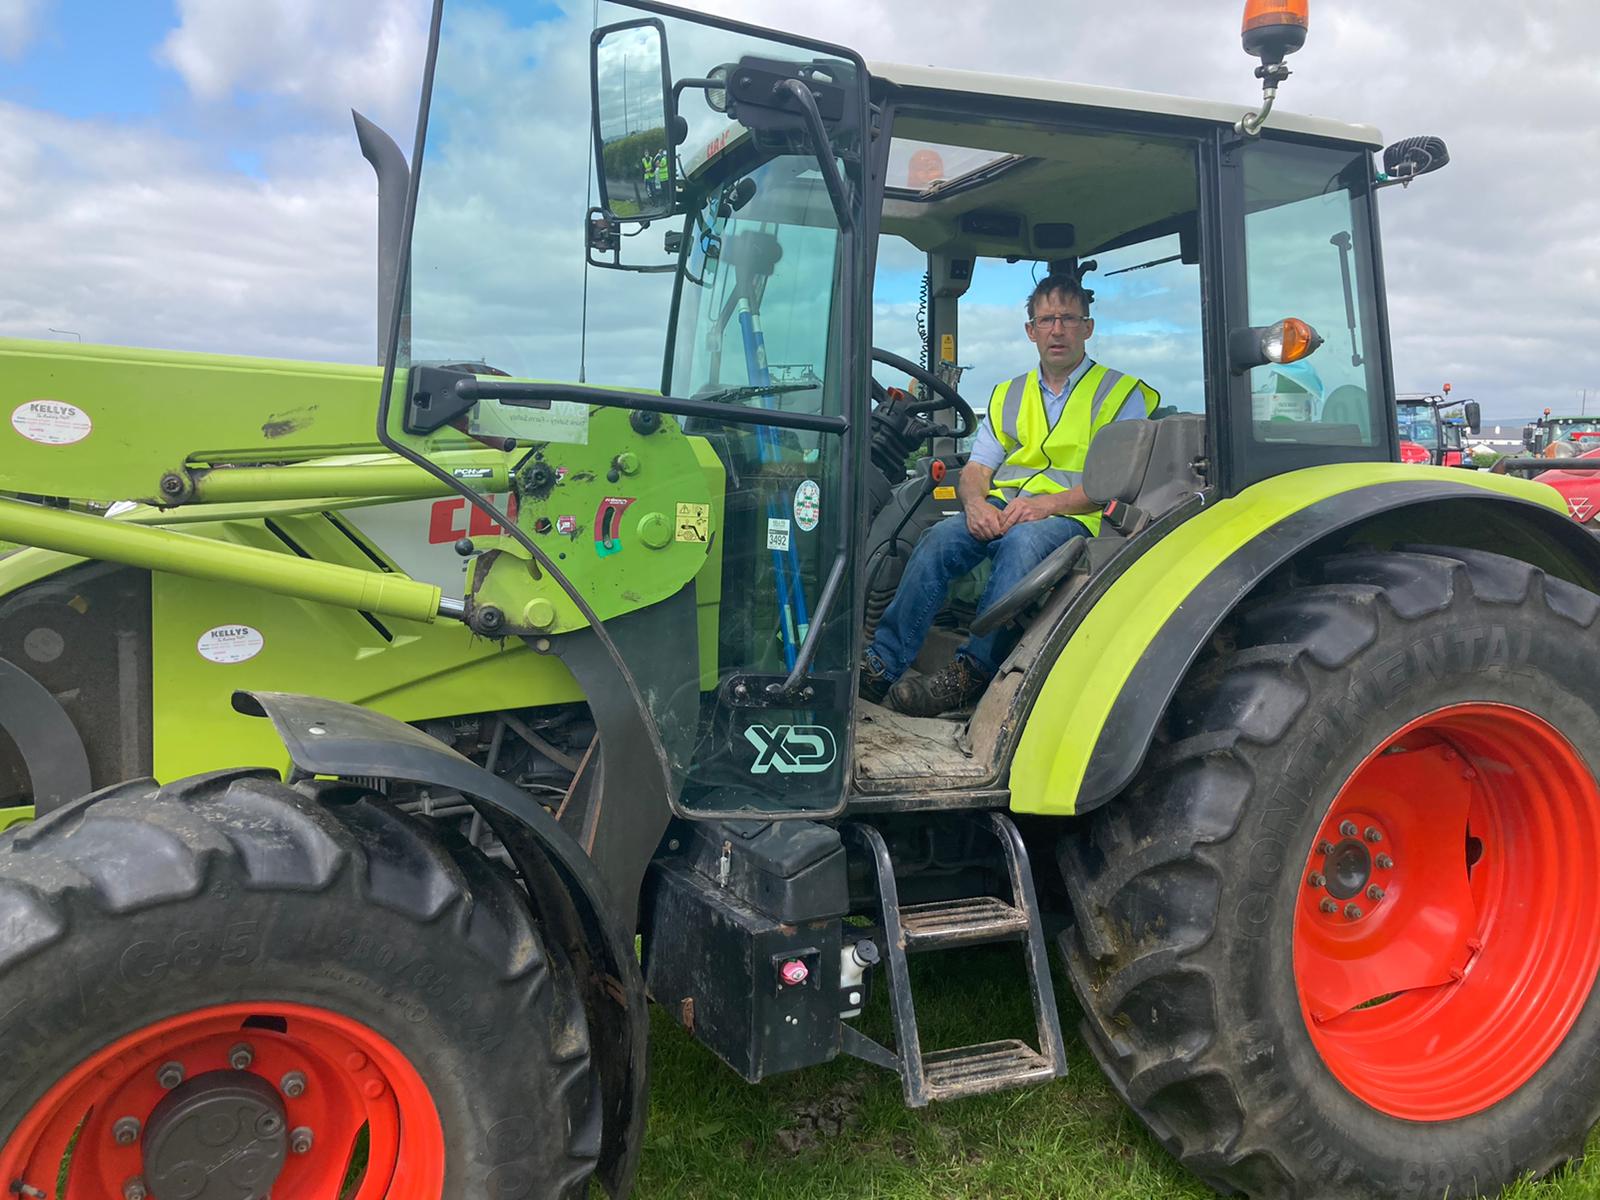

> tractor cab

[{"left": 385, "top": 0, "right": 1437, "bottom": 823}]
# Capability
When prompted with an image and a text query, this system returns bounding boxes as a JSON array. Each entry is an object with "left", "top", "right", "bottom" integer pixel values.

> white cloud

[
  {"left": 0, "top": 103, "right": 380, "bottom": 362},
  {"left": 0, "top": 0, "right": 47, "bottom": 60},
  {"left": 158, "top": 0, "right": 428, "bottom": 129}
]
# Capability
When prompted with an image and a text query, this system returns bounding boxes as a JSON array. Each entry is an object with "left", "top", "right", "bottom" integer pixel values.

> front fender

[
  {"left": 1009, "top": 464, "right": 1597, "bottom": 817},
  {"left": 233, "top": 689, "right": 648, "bottom": 1198}
]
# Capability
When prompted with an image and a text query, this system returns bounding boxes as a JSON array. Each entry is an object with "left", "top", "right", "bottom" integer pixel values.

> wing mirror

[{"left": 591, "top": 18, "right": 678, "bottom": 221}]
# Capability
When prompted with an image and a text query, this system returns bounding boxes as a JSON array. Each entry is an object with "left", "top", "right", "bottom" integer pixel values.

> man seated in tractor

[{"left": 860, "top": 274, "right": 1159, "bottom": 717}]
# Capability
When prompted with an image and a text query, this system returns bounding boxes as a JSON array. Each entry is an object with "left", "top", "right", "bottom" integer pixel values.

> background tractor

[
  {"left": 6, "top": 2, "right": 1600, "bottom": 1198},
  {"left": 1396, "top": 391, "right": 1480, "bottom": 467}
]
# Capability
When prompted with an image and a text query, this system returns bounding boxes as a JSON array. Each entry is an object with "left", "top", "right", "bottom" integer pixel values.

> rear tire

[
  {"left": 1058, "top": 547, "right": 1600, "bottom": 1198},
  {"left": 0, "top": 770, "right": 602, "bottom": 1198}
]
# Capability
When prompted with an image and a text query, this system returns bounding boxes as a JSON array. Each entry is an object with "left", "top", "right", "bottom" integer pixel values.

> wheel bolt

[
  {"left": 1339, "top": 820, "right": 1358, "bottom": 838},
  {"left": 1317, "top": 840, "right": 1335, "bottom": 855},
  {"left": 290, "top": 1126, "right": 314, "bottom": 1155},
  {"left": 1320, "top": 899, "right": 1338, "bottom": 914},
  {"left": 112, "top": 1116, "right": 141, "bottom": 1146},
  {"left": 281, "top": 1070, "right": 307, "bottom": 1098},
  {"left": 1367, "top": 885, "right": 1386, "bottom": 901},
  {"left": 1307, "top": 872, "right": 1326, "bottom": 888},
  {"left": 229, "top": 1042, "right": 255, "bottom": 1071},
  {"left": 1344, "top": 904, "right": 1363, "bottom": 920},
  {"left": 123, "top": 1180, "right": 149, "bottom": 1200},
  {"left": 1364, "top": 826, "right": 1383, "bottom": 843},
  {"left": 1376, "top": 853, "right": 1394, "bottom": 870},
  {"left": 156, "top": 1061, "right": 184, "bottom": 1089}
]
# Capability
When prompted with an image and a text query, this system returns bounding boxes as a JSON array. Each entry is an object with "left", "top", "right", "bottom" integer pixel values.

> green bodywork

[
  {"left": 1008, "top": 463, "right": 1572, "bottom": 817},
  {"left": 0, "top": 338, "right": 725, "bottom": 797}
]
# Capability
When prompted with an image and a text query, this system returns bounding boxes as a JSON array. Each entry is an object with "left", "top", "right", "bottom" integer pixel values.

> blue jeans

[{"left": 867, "top": 501, "right": 1091, "bottom": 679}]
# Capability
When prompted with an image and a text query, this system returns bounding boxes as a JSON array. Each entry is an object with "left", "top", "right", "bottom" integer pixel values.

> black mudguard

[{"left": 1, "top": 656, "right": 91, "bottom": 815}]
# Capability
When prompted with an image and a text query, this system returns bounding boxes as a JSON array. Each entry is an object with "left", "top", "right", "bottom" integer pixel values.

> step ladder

[{"left": 840, "top": 812, "right": 1067, "bottom": 1105}]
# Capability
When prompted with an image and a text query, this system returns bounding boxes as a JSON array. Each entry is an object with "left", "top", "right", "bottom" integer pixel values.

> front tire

[
  {"left": 0, "top": 770, "right": 601, "bottom": 1198},
  {"left": 1058, "top": 547, "right": 1600, "bottom": 1198}
]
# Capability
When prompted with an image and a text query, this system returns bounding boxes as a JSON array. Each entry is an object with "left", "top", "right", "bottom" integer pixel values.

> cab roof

[{"left": 867, "top": 61, "right": 1383, "bottom": 149}]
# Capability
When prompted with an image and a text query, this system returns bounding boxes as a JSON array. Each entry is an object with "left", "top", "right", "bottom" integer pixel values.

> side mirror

[
  {"left": 1463, "top": 400, "right": 1481, "bottom": 436},
  {"left": 591, "top": 19, "right": 676, "bottom": 221}
]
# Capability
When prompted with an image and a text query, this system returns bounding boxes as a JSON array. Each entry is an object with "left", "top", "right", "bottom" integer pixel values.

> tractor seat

[{"left": 969, "top": 414, "right": 1206, "bottom": 637}]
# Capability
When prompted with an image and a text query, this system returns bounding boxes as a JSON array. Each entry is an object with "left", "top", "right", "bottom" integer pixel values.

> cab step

[
  {"left": 924, "top": 1039, "right": 1058, "bottom": 1100},
  {"left": 900, "top": 895, "right": 1030, "bottom": 949},
  {"left": 839, "top": 812, "right": 1067, "bottom": 1106}
]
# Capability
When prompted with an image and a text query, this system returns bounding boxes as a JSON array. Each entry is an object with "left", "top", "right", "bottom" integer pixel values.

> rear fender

[
  {"left": 234, "top": 689, "right": 647, "bottom": 1198},
  {"left": 1009, "top": 465, "right": 1600, "bottom": 817}
]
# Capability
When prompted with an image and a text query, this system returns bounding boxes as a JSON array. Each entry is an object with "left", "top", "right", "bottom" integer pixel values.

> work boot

[
  {"left": 887, "top": 655, "right": 990, "bottom": 718},
  {"left": 858, "top": 650, "right": 893, "bottom": 704}
]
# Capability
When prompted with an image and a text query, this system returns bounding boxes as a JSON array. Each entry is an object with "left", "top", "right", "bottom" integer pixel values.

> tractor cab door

[{"left": 385, "top": 1, "right": 874, "bottom": 820}]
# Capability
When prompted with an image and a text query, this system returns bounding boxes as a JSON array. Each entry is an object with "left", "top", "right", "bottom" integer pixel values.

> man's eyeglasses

[{"left": 1030, "top": 314, "right": 1087, "bottom": 330}]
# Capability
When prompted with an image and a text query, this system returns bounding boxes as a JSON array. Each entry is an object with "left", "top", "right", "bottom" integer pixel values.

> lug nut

[
  {"left": 1317, "top": 840, "right": 1335, "bottom": 855},
  {"left": 1367, "top": 885, "right": 1386, "bottom": 901},
  {"left": 156, "top": 1061, "right": 185, "bottom": 1089},
  {"left": 280, "top": 1070, "right": 307, "bottom": 1098},
  {"left": 229, "top": 1042, "right": 255, "bottom": 1071},
  {"left": 1307, "top": 872, "right": 1326, "bottom": 888},
  {"left": 1344, "top": 904, "right": 1363, "bottom": 920},
  {"left": 1320, "top": 899, "right": 1338, "bottom": 914},
  {"left": 290, "top": 1126, "right": 314, "bottom": 1155},
  {"left": 1339, "top": 820, "right": 1358, "bottom": 838},
  {"left": 1376, "top": 853, "right": 1394, "bottom": 870},
  {"left": 1364, "top": 826, "right": 1383, "bottom": 843},
  {"left": 124, "top": 1180, "right": 149, "bottom": 1200},
  {"left": 112, "top": 1116, "right": 141, "bottom": 1146}
]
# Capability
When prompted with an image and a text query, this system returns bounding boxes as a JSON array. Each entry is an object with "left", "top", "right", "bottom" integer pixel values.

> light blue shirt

[{"left": 967, "top": 357, "right": 1151, "bottom": 471}]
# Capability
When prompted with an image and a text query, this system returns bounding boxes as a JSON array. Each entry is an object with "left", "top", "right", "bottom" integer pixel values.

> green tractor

[{"left": 5, "top": 2, "right": 1600, "bottom": 1197}]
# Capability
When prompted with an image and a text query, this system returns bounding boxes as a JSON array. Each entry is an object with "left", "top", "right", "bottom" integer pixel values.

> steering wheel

[
  {"left": 969, "top": 537, "right": 1089, "bottom": 637},
  {"left": 871, "top": 347, "right": 978, "bottom": 440}
]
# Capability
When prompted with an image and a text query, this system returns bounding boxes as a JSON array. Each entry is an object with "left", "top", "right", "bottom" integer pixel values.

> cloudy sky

[{"left": 3, "top": 0, "right": 1597, "bottom": 422}]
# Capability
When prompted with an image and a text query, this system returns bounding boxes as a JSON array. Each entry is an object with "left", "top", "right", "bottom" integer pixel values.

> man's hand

[
  {"left": 965, "top": 499, "right": 1006, "bottom": 541},
  {"left": 999, "top": 494, "right": 1059, "bottom": 529}
]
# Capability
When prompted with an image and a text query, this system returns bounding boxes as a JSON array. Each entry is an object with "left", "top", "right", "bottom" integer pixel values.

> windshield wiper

[{"left": 694, "top": 382, "right": 817, "bottom": 405}]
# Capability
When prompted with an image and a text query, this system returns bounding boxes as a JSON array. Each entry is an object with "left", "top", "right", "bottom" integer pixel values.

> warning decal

[
  {"left": 11, "top": 400, "right": 92, "bottom": 446},
  {"left": 676, "top": 502, "right": 709, "bottom": 543},
  {"left": 197, "top": 625, "right": 265, "bottom": 664}
]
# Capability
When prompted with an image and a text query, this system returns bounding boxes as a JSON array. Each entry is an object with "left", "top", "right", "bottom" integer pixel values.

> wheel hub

[
  {"left": 1323, "top": 838, "right": 1371, "bottom": 900},
  {"left": 141, "top": 1071, "right": 288, "bottom": 1200}
]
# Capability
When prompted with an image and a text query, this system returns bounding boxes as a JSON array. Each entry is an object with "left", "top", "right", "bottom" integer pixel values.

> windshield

[
  {"left": 1397, "top": 403, "right": 1438, "bottom": 448},
  {"left": 395, "top": 0, "right": 866, "bottom": 818}
]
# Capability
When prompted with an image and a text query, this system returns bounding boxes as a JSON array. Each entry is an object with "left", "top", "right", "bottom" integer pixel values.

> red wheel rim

[
  {"left": 1293, "top": 703, "right": 1600, "bottom": 1120},
  {"left": 0, "top": 1001, "right": 444, "bottom": 1198}
]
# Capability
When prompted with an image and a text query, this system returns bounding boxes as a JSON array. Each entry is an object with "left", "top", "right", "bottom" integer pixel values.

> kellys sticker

[
  {"left": 793, "top": 479, "right": 821, "bottom": 532},
  {"left": 197, "top": 625, "right": 265, "bottom": 664},
  {"left": 11, "top": 400, "right": 92, "bottom": 446}
]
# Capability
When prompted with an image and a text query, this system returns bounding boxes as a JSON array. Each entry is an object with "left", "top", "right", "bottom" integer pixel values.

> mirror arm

[
  {"left": 774, "top": 79, "right": 854, "bottom": 234},
  {"left": 673, "top": 77, "right": 723, "bottom": 104},
  {"left": 775, "top": 551, "right": 849, "bottom": 695}
]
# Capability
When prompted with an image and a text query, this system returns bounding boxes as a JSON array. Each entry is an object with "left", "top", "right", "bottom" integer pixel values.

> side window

[{"left": 1244, "top": 140, "right": 1384, "bottom": 447}]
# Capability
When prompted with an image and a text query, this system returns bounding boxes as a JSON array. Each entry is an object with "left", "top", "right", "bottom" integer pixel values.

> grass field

[{"left": 634, "top": 945, "right": 1600, "bottom": 1200}]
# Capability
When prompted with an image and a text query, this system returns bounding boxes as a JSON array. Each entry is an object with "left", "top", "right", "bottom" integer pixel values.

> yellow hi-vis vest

[{"left": 986, "top": 363, "right": 1159, "bottom": 535}]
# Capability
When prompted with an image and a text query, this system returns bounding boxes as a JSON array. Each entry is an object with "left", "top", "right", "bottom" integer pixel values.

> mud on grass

[{"left": 636, "top": 946, "right": 1600, "bottom": 1200}]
